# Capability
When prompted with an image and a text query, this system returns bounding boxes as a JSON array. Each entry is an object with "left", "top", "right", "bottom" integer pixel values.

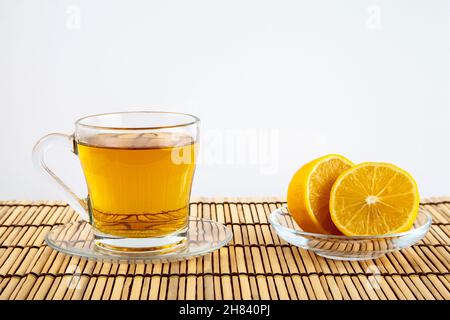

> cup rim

[{"left": 75, "top": 111, "right": 200, "bottom": 130}]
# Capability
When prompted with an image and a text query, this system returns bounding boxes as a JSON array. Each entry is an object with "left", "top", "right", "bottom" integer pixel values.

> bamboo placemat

[{"left": 0, "top": 197, "right": 448, "bottom": 300}]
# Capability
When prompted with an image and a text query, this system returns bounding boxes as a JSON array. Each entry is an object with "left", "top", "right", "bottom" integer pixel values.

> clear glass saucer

[
  {"left": 46, "top": 217, "right": 232, "bottom": 263},
  {"left": 269, "top": 206, "right": 432, "bottom": 261}
]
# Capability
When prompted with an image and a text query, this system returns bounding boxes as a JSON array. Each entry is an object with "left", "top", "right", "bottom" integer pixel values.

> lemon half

[
  {"left": 329, "top": 162, "right": 420, "bottom": 236},
  {"left": 287, "top": 154, "right": 354, "bottom": 234}
]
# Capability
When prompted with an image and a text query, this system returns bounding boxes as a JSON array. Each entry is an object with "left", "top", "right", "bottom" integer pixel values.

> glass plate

[
  {"left": 46, "top": 217, "right": 232, "bottom": 263},
  {"left": 269, "top": 206, "right": 432, "bottom": 261}
]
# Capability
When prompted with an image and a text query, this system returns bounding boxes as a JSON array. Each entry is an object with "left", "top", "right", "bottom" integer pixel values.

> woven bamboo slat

[{"left": 0, "top": 197, "right": 448, "bottom": 300}]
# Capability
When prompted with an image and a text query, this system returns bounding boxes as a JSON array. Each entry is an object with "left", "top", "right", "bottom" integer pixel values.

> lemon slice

[
  {"left": 287, "top": 154, "right": 354, "bottom": 234},
  {"left": 329, "top": 162, "right": 420, "bottom": 236}
]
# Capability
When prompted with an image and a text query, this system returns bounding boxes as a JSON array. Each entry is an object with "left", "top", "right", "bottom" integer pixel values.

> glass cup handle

[{"left": 32, "top": 133, "right": 90, "bottom": 221}]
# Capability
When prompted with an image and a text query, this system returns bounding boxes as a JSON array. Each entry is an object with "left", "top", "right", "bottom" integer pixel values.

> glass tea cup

[{"left": 33, "top": 111, "right": 199, "bottom": 253}]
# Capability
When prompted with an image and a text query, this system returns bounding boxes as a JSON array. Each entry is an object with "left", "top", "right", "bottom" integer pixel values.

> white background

[{"left": 1, "top": 0, "right": 449, "bottom": 200}]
